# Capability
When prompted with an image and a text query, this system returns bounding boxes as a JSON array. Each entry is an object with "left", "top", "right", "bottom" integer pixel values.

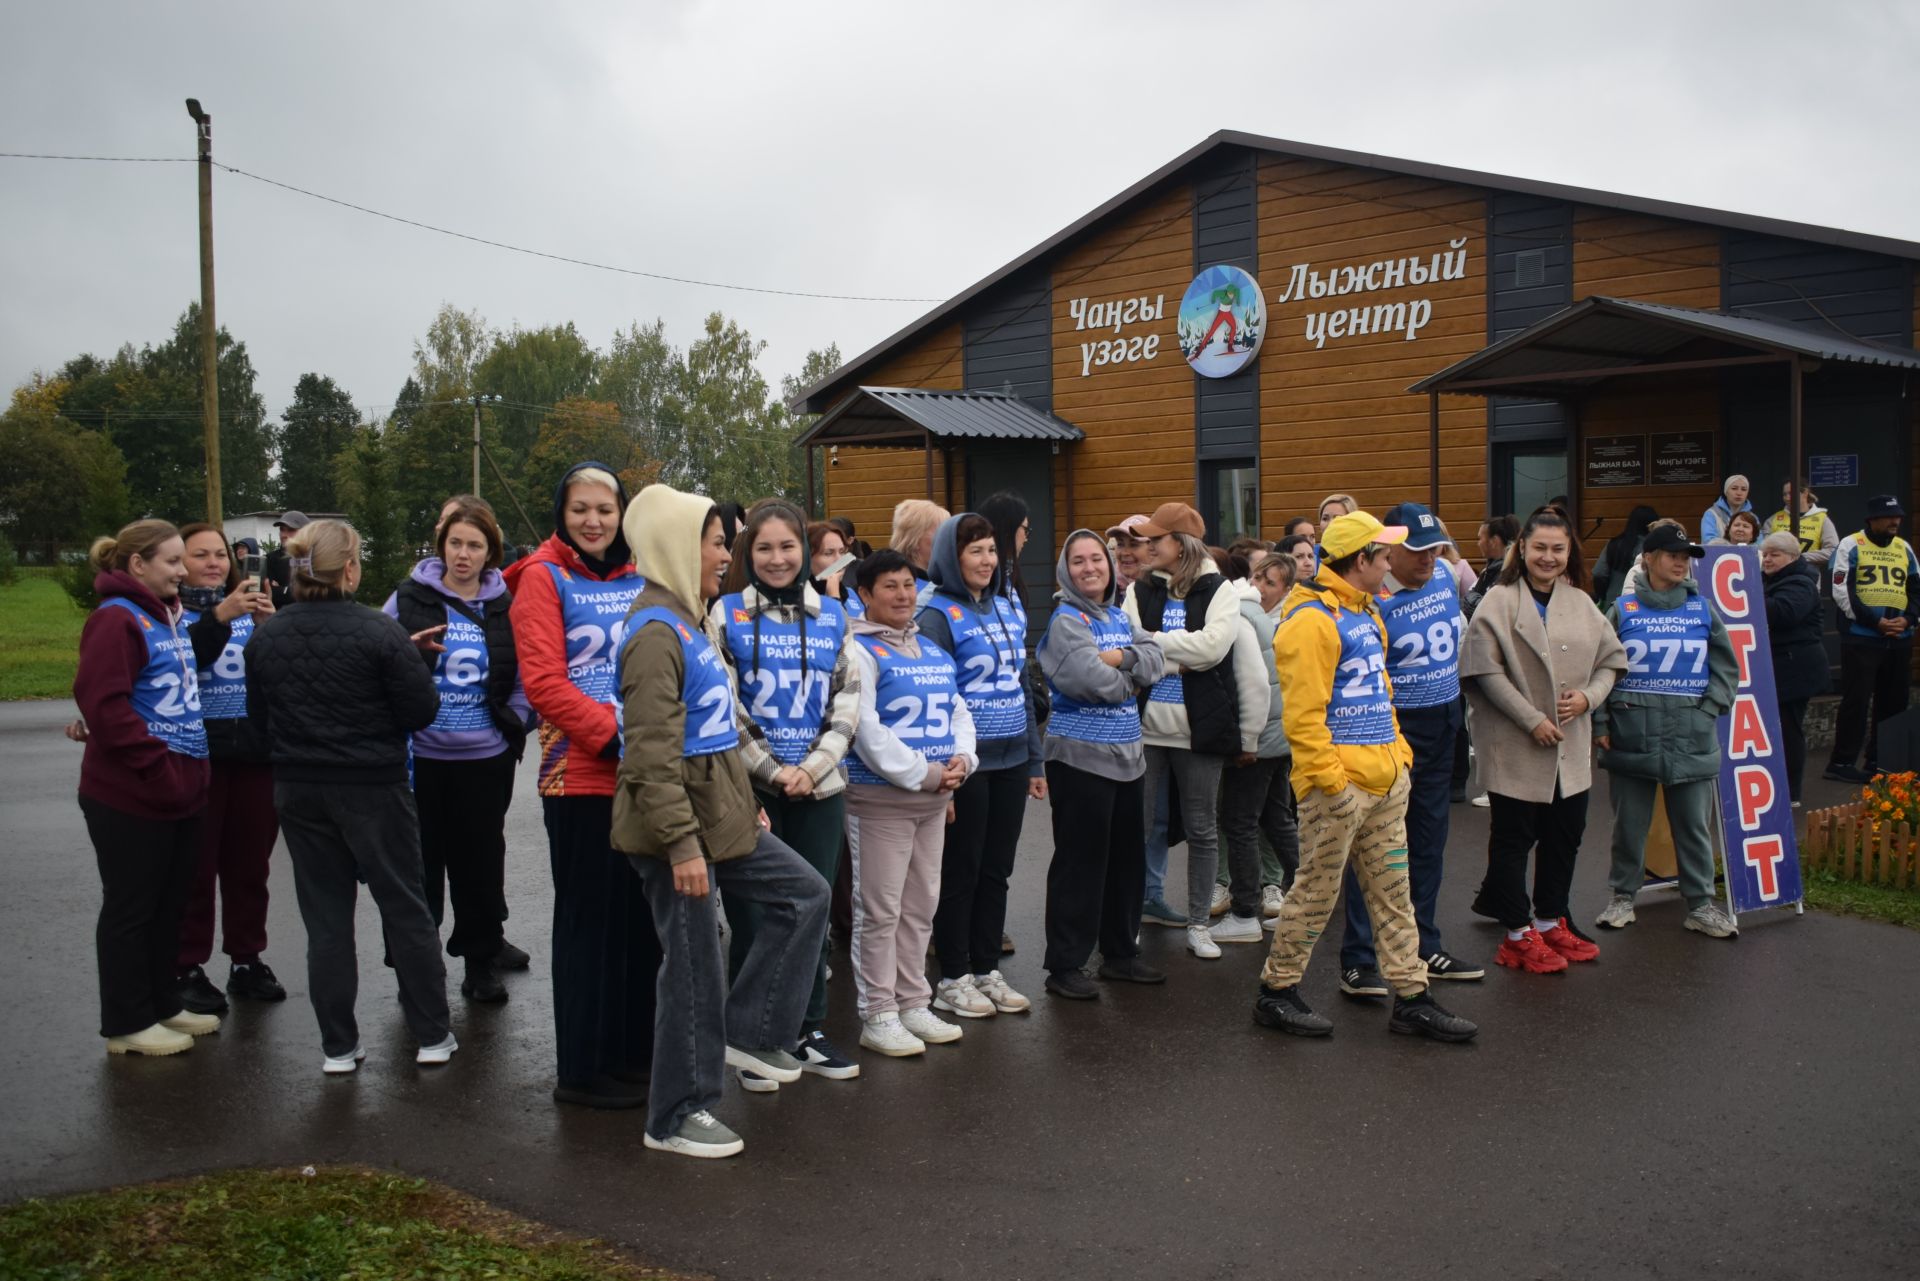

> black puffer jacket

[
  {"left": 1764, "top": 557, "right": 1831, "bottom": 705},
  {"left": 245, "top": 599, "right": 439, "bottom": 783}
]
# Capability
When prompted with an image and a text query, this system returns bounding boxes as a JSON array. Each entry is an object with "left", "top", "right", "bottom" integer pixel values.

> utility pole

[
  {"left": 186, "top": 98, "right": 221, "bottom": 524},
  {"left": 465, "top": 394, "right": 501, "bottom": 497}
]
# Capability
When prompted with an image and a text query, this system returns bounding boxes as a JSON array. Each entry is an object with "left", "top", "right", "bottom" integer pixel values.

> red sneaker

[
  {"left": 1495, "top": 929, "right": 1569, "bottom": 974},
  {"left": 1538, "top": 919, "right": 1600, "bottom": 963}
]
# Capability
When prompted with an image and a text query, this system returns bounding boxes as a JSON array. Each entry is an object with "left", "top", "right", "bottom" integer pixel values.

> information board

[
  {"left": 1809, "top": 454, "right": 1859, "bottom": 489},
  {"left": 1584, "top": 434, "right": 1646, "bottom": 488},
  {"left": 1651, "top": 431, "right": 1715, "bottom": 486}
]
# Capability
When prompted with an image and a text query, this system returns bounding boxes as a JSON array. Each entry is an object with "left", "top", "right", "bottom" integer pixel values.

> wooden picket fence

[{"left": 1801, "top": 802, "right": 1919, "bottom": 889}]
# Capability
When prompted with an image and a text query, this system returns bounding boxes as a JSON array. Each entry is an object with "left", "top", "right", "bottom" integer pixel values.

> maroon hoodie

[{"left": 74, "top": 570, "right": 211, "bottom": 820}]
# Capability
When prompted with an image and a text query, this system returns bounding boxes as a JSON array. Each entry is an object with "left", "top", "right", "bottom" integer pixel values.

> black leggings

[
  {"left": 934, "top": 762, "right": 1030, "bottom": 979},
  {"left": 82, "top": 797, "right": 200, "bottom": 1037},
  {"left": 1477, "top": 786, "right": 1590, "bottom": 929}
]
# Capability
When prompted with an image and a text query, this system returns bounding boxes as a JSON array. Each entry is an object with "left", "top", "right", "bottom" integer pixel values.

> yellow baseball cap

[{"left": 1320, "top": 511, "right": 1408, "bottom": 560}]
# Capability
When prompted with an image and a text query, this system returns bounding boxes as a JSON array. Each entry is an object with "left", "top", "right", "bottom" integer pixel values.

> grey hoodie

[
  {"left": 1037, "top": 529, "right": 1165, "bottom": 782},
  {"left": 917, "top": 513, "right": 1043, "bottom": 777}
]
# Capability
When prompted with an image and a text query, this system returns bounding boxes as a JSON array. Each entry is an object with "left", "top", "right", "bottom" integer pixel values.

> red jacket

[
  {"left": 74, "top": 571, "right": 211, "bottom": 820},
  {"left": 507, "top": 535, "right": 640, "bottom": 797}
]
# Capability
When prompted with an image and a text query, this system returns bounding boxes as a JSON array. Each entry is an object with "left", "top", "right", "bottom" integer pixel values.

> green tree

[
  {"left": 476, "top": 322, "right": 599, "bottom": 463},
  {"left": 332, "top": 421, "right": 412, "bottom": 596},
  {"left": 412, "top": 304, "right": 491, "bottom": 399},
  {"left": 669, "top": 312, "right": 802, "bottom": 505},
  {"left": 0, "top": 377, "right": 130, "bottom": 552},
  {"left": 592, "top": 320, "right": 679, "bottom": 459},
  {"left": 781, "top": 343, "right": 842, "bottom": 516},
  {"left": 144, "top": 305, "right": 274, "bottom": 513},
  {"left": 523, "top": 397, "right": 661, "bottom": 514},
  {"left": 276, "top": 373, "right": 360, "bottom": 510}
]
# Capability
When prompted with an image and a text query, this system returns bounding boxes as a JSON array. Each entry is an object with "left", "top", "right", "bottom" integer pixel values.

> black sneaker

[
  {"left": 1824, "top": 762, "right": 1872, "bottom": 784},
  {"left": 177, "top": 965, "right": 229, "bottom": 1015},
  {"left": 496, "top": 939, "right": 531, "bottom": 971},
  {"left": 1339, "top": 967, "right": 1390, "bottom": 998},
  {"left": 460, "top": 959, "right": 508, "bottom": 1004},
  {"left": 795, "top": 1030, "right": 860, "bottom": 1079},
  {"left": 1045, "top": 969, "right": 1100, "bottom": 1000},
  {"left": 1449, "top": 784, "right": 1468, "bottom": 804},
  {"left": 1423, "top": 950, "right": 1485, "bottom": 981},
  {"left": 553, "top": 1074, "right": 647, "bottom": 1109},
  {"left": 1252, "top": 984, "right": 1333, "bottom": 1037},
  {"left": 1389, "top": 993, "right": 1478, "bottom": 1042},
  {"left": 227, "top": 961, "right": 286, "bottom": 1002},
  {"left": 1096, "top": 956, "right": 1167, "bottom": 984}
]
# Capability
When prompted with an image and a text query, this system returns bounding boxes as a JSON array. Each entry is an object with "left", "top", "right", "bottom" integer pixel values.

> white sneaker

[
  {"left": 1209, "top": 883, "right": 1232, "bottom": 917},
  {"left": 1261, "top": 884, "right": 1285, "bottom": 918},
  {"left": 106, "top": 1023, "right": 194, "bottom": 1057},
  {"left": 1210, "top": 913, "right": 1263, "bottom": 944},
  {"left": 736, "top": 1069, "right": 780, "bottom": 1094},
  {"left": 971, "top": 969, "right": 1031, "bottom": 1013},
  {"left": 1471, "top": 794, "right": 1491, "bottom": 808},
  {"left": 160, "top": 1009, "right": 221, "bottom": 1037},
  {"left": 933, "top": 975, "right": 996, "bottom": 1019},
  {"left": 1186, "top": 925, "right": 1222, "bottom": 959},
  {"left": 899, "top": 1005, "right": 962, "bottom": 1044},
  {"left": 322, "top": 1046, "right": 367, "bottom": 1075},
  {"left": 416, "top": 1034, "right": 458, "bottom": 1065},
  {"left": 859, "top": 1012, "right": 926, "bottom": 1057}
]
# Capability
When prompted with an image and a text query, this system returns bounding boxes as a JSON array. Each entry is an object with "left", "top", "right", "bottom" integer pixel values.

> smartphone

[
  {"left": 819, "top": 551, "right": 856, "bottom": 581},
  {"left": 241, "top": 552, "right": 266, "bottom": 593}
]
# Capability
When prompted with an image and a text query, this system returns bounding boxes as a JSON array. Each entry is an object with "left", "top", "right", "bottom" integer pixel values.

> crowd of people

[{"left": 67, "top": 456, "right": 1917, "bottom": 1159}]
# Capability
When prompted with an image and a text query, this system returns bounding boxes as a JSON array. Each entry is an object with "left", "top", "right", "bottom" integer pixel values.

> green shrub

[
  {"left": 0, "top": 533, "right": 17, "bottom": 586},
  {"left": 59, "top": 558, "right": 98, "bottom": 611}
]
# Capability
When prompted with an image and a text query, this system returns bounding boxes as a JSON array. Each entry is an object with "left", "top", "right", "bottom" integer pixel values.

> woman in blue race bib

[{"left": 73, "top": 520, "right": 217, "bottom": 1058}]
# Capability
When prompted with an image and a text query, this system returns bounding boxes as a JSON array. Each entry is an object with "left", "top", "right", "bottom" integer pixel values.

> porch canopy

[
  {"left": 796, "top": 385, "right": 1084, "bottom": 509},
  {"left": 1406, "top": 296, "right": 1920, "bottom": 511}
]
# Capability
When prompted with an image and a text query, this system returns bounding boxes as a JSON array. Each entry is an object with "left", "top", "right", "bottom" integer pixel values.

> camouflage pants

[{"left": 1260, "top": 770, "right": 1427, "bottom": 998}]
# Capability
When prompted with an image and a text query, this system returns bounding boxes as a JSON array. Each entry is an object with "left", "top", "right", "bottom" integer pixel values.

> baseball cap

[
  {"left": 1105, "top": 514, "right": 1150, "bottom": 540},
  {"left": 276, "top": 510, "right": 311, "bottom": 531},
  {"left": 1866, "top": 494, "right": 1906, "bottom": 519},
  {"left": 1135, "top": 503, "right": 1205, "bottom": 540},
  {"left": 1642, "top": 525, "right": 1704, "bottom": 557},
  {"left": 1381, "top": 502, "right": 1451, "bottom": 551},
  {"left": 1320, "top": 512, "right": 1408, "bottom": 560}
]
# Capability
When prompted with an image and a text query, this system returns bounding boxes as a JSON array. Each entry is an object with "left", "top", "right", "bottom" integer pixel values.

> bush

[
  {"left": 0, "top": 533, "right": 16, "bottom": 586},
  {"left": 59, "top": 558, "right": 98, "bottom": 611}
]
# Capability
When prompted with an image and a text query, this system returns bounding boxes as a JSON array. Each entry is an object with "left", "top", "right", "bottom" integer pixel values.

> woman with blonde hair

[
  {"left": 889, "top": 498, "right": 950, "bottom": 601},
  {"left": 74, "top": 520, "right": 218, "bottom": 1056},
  {"left": 1318, "top": 493, "right": 1359, "bottom": 529},
  {"left": 246, "top": 519, "right": 453, "bottom": 1072}
]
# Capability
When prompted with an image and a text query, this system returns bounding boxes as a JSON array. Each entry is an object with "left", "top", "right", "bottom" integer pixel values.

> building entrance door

[
  {"left": 1494, "top": 441, "right": 1570, "bottom": 520},
  {"left": 966, "top": 444, "right": 1056, "bottom": 632}
]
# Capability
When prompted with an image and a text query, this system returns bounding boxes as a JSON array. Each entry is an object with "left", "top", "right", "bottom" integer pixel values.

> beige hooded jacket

[{"left": 610, "top": 484, "right": 760, "bottom": 866}]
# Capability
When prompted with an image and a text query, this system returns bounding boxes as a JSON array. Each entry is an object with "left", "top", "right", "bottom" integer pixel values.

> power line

[{"left": 0, "top": 151, "right": 192, "bottom": 162}]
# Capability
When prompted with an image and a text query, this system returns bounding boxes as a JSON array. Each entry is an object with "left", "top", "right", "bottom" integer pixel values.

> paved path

[{"left": 3, "top": 699, "right": 1916, "bottom": 1279}]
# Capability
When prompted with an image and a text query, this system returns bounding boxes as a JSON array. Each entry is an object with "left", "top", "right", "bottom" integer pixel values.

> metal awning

[
  {"left": 794, "top": 386, "right": 1085, "bottom": 449},
  {"left": 1409, "top": 296, "right": 1920, "bottom": 398}
]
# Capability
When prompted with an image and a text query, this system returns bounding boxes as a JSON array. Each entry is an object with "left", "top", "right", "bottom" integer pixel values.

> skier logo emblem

[{"left": 1178, "top": 264, "right": 1266, "bottom": 378}]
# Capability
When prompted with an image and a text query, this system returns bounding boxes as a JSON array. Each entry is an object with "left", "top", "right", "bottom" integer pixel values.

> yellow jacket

[{"left": 1274, "top": 565, "right": 1412, "bottom": 799}]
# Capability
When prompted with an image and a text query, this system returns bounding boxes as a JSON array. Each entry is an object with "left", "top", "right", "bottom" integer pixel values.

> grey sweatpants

[
  {"left": 1607, "top": 774, "right": 1719, "bottom": 908},
  {"left": 845, "top": 782, "right": 949, "bottom": 1018},
  {"left": 1143, "top": 745, "right": 1226, "bottom": 927}
]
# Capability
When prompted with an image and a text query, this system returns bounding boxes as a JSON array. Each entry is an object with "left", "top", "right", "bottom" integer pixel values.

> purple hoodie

[{"left": 383, "top": 558, "right": 532, "bottom": 761}]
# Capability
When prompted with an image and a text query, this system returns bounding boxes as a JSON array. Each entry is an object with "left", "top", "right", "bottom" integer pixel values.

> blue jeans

[
  {"left": 1143, "top": 766, "right": 1171, "bottom": 902},
  {"left": 630, "top": 830, "right": 829, "bottom": 1141},
  {"left": 1341, "top": 700, "right": 1460, "bottom": 970},
  {"left": 1142, "top": 745, "right": 1225, "bottom": 927}
]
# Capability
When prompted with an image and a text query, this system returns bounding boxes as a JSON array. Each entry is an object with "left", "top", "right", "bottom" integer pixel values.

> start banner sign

[{"left": 1701, "top": 547, "right": 1804, "bottom": 915}]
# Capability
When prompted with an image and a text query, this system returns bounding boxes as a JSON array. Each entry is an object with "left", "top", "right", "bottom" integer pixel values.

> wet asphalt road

[{"left": 3, "top": 697, "right": 1917, "bottom": 1280}]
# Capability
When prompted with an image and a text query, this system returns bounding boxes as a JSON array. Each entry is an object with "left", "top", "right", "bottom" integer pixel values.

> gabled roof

[
  {"left": 794, "top": 387, "right": 1084, "bottom": 449},
  {"left": 791, "top": 130, "right": 1920, "bottom": 414},
  {"left": 1408, "top": 296, "right": 1920, "bottom": 399}
]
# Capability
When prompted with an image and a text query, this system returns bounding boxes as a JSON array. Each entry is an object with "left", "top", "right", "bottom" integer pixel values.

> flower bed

[{"left": 1802, "top": 772, "right": 1920, "bottom": 888}]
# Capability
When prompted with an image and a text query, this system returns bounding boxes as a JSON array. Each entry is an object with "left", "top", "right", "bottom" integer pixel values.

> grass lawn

[
  {"left": 1801, "top": 865, "right": 1920, "bottom": 931},
  {"left": 0, "top": 573, "right": 84, "bottom": 701},
  {"left": 0, "top": 1165, "right": 684, "bottom": 1280}
]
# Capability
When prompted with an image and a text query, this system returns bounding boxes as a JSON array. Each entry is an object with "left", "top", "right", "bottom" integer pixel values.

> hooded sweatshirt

[
  {"left": 610, "top": 484, "right": 759, "bottom": 866},
  {"left": 383, "top": 558, "right": 531, "bottom": 761},
  {"left": 1232, "top": 580, "right": 1287, "bottom": 759},
  {"left": 507, "top": 461, "right": 640, "bottom": 797},
  {"left": 916, "top": 513, "right": 1042, "bottom": 776},
  {"left": 1036, "top": 530, "right": 1165, "bottom": 782},
  {"left": 74, "top": 570, "right": 212, "bottom": 820}
]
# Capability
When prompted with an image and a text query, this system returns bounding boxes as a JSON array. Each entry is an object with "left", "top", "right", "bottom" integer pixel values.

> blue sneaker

[{"left": 1142, "top": 897, "right": 1185, "bottom": 927}]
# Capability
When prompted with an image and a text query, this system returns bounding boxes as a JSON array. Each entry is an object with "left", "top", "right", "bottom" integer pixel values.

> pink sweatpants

[{"left": 845, "top": 783, "right": 949, "bottom": 1018}]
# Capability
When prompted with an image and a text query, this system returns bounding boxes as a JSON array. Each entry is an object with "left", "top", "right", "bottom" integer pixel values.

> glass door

[{"left": 1200, "top": 458, "right": 1260, "bottom": 544}]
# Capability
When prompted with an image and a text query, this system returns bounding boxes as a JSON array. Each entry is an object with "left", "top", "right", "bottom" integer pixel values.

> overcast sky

[{"left": 3, "top": 1, "right": 1915, "bottom": 424}]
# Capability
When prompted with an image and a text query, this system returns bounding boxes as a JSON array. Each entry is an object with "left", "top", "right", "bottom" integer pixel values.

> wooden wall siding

[
  {"left": 820, "top": 324, "right": 964, "bottom": 545},
  {"left": 1255, "top": 156, "right": 1490, "bottom": 538},
  {"left": 1048, "top": 184, "right": 1197, "bottom": 544},
  {"left": 1574, "top": 375, "right": 1723, "bottom": 554},
  {"left": 1570, "top": 209, "right": 1719, "bottom": 307}
]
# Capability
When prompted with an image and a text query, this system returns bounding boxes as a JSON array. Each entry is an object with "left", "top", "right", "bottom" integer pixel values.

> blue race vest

[
  {"left": 1146, "top": 597, "right": 1187, "bottom": 705},
  {"left": 843, "top": 590, "right": 866, "bottom": 620},
  {"left": 622, "top": 607, "right": 741, "bottom": 757},
  {"left": 927, "top": 591, "right": 1026, "bottom": 740},
  {"left": 429, "top": 607, "right": 492, "bottom": 732},
  {"left": 1289, "top": 597, "right": 1396, "bottom": 745},
  {"left": 1376, "top": 570, "right": 1463, "bottom": 709},
  {"left": 846, "top": 635, "right": 961, "bottom": 785},
  {"left": 1041, "top": 602, "right": 1141, "bottom": 745},
  {"left": 1614, "top": 591, "right": 1712, "bottom": 697},
  {"left": 546, "top": 564, "right": 645, "bottom": 705},
  {"left": 719, "top": 592, "right": 846, "bottom": 765},
  {"left": 101, "top": 597, "right": 208, "bottom": 759},
  {"left": 187, "top": 608, "right": 254, "bottom": 722}
]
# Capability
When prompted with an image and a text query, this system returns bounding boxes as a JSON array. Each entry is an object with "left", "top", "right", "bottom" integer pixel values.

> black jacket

[
  {"left": 245, "top": 599, "right": 439, "bottom": 783},
  {"left": 393, "top": 575, "right": 527, "bottom": 760},
  {"left": 1763, "top": 558, "right": 1831, "bottom": 705},
  {"left": 1131, "top": 572, "right": 1241, "bottom": 757}
]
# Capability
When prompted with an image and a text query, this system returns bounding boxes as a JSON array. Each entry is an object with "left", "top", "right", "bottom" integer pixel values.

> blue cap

[
  {"left": 1866, "top": 494, "right": 1906, "bottom": 519},
  {"left": 1381, "top": 502, "right": 1451, "bottom": 550}
]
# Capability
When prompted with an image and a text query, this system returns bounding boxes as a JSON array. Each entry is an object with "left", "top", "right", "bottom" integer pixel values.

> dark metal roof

[
  {"left": 791, "top": 130, "right": 1920, "bottom": 414},
  {"left": 1408, "top": 296, "right": 1920, "bottom": 398},
  {"left": 794, "top": 386, "right": 1085, "bottom": 449}
]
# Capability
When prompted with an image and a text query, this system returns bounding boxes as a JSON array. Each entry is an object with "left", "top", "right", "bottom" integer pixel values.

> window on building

[
  {"left": 1495, "top": 442, "right": 1570, "bottom": 520},
  {"left": 1201, "top": 459, "right": 1260, "bottom": 544}
]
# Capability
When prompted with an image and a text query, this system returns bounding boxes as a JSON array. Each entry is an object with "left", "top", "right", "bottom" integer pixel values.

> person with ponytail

[
  {"left": 385, "top": 497, "right": 531, "bottom": 1005},
  {"left": 504, "top": 462, "right": 660, "bottom": 1109},
  {"left": 74, "top": 521, "right": 219, "bottom": 1056},
  {"left": 246, "top": 520, "right": 453, "bottom": 1074},
  {"left": 173, "top": 522, "right": 283, "bottom": 1014},
  {"left": 705, "top": 499, "right": 862, "bottom": 1086}
]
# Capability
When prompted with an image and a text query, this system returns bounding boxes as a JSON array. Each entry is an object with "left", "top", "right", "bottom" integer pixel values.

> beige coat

[{"left": 1462, "top": 579, "right": 1626, "bottom": 803}]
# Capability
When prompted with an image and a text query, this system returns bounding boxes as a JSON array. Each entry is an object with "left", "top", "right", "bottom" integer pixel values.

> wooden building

[{"left": 791, "top": 131, "right": 1920, "bottom": 601}]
